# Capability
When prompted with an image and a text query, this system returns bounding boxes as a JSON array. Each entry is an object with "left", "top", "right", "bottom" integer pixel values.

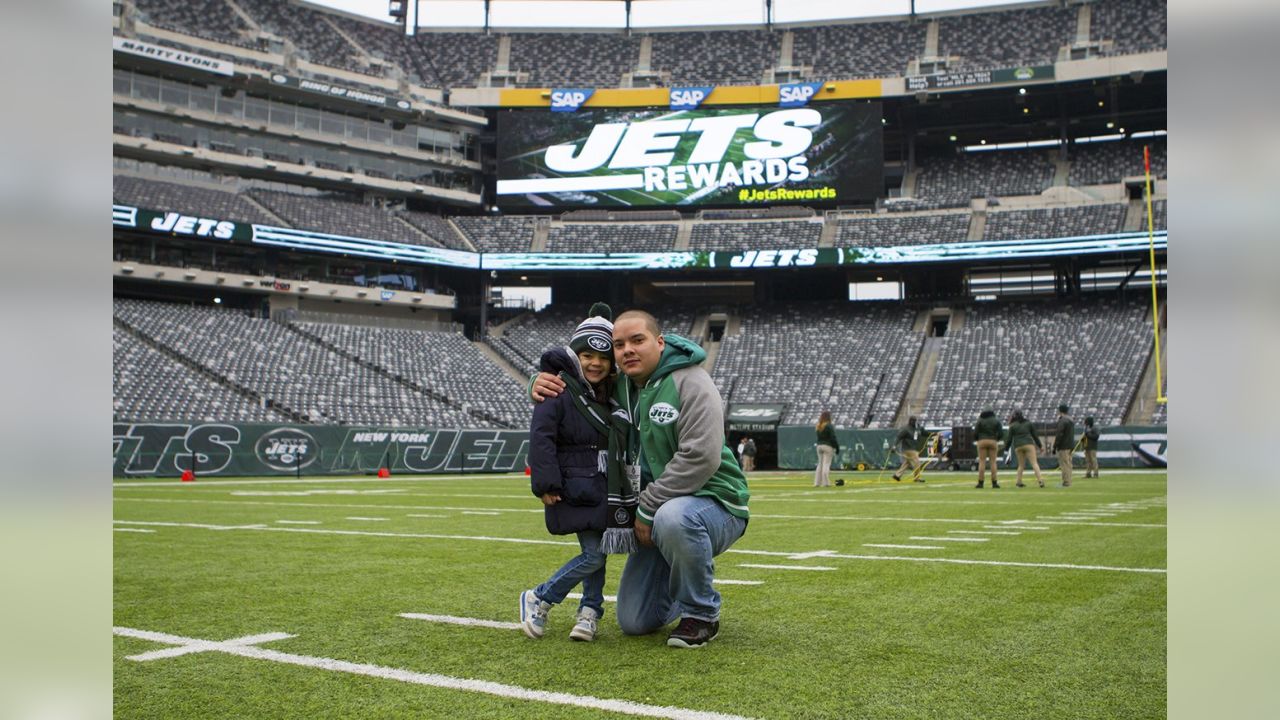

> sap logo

[
  {"left": 669, "top": 87, "right": 712, "bottom": 110},
  {"left": 779, "top": 82, "right": 822, "bottom": 108},
  {"left": 150, "top": 212, "right": 236, "bottom": 239},
  {"left": 649, "top": 402, "right": 680, "bottom": 425},
  {"left": 728, "top": 249, "right": 819, "bottom": 268},
  {"left": 550, "top": 88, "right": 593, "bottom": 112}
]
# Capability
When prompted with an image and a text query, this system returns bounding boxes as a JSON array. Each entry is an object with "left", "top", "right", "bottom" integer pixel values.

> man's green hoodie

[{"left": 619, "top": 334, "right": 750, "bottom": 527}]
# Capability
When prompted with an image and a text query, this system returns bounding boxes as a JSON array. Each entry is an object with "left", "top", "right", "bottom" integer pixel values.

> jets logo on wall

[
  {"left": 256, "top": 427, "right": 317, "bottom": 471},
  {"left": 587, "top": 336, "right": 612, "bottom": 352},
  {"left": 649, "top": 403, "right": 680, "bottom": 425}
]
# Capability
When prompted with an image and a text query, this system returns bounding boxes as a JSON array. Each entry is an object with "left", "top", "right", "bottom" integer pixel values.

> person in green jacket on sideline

[
  {"left": 1003, "top": 409, "right": 1044, "bottom": 488},
  {"left": 1081, "top": 417, "right": 1101, "bottom": 478},
  {"left": 892, "top": 416, "right": 928, "bottom": 482},
  {"left": 1053, "top": 404, "right": 1076, "bottom": 488},
  {"left": 974, "top": 409, "right": 1003, "bottom": 489}
]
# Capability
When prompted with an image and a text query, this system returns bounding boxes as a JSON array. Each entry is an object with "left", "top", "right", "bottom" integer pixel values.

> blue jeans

[
  {"left": 534, "top": 530, "right": 607, "bottom": 617},
  {"left": 616, "top": 495, "right": 747, "bottom": 634}
]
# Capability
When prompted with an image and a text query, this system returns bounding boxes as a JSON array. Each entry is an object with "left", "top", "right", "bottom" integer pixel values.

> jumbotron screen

[{"left": 495, "top": 102, "right": 882, "bottom": 209}]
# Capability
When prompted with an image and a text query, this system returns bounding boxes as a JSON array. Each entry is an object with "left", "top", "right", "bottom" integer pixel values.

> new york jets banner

[
  {"left": 112, "top": 423, "right": 530, "bottom": 478},
  {"left": 727, "top": 403, "right": 788, "bottom": 431},
  {"left": 495, "top": 102, "right": 883, "bottom": 209}
]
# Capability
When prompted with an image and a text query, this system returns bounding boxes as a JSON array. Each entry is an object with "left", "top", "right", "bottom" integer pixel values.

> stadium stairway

[
  {"left": 967, "top": 202, "right": 987, "bottom": 241},
  {"left": 112, "top": 315, "right": 306, "bottom": 423},
  {"left": 474, "top": 340, "right": 528, "bottom": 387},
  {"left": 445, "top": 218, "right": 478, "bottom": 252},
  {"left": 895, "top": 309, "right": 941, "bottom": 424},
  {"left": 241, "top": 194, "right": 288, "bottom": 226},
  {"left": 282, "top": 321, "right": 517, "bottom": 429}
]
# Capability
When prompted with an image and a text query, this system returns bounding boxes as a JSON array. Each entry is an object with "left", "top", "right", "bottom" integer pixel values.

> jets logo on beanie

[{"left": 571, "top": 302, "right": 614, "bottom": 355}]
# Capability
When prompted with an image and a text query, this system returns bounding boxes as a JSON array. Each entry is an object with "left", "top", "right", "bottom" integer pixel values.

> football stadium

[{"left": 112, "top": 1, "right": 1167, "bottom": 717}]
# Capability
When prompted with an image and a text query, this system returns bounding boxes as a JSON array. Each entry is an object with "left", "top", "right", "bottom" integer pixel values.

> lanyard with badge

[{"left": 622, "top": 380, "right": 642, "bottom": 494}]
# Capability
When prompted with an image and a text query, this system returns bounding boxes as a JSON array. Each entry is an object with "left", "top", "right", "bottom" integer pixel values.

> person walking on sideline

[
  {"left": 1082, "top": 416, "right": 1101, "bottom": 478},
  {"left": 974, "top": 409, "right": 1003, "bottom": 488},
  {"left": 814, "top": 411, "right": 839, "bottom": 487},
  {"left": 1004, "top": 409, "right": 1044, "bottom": 488},
  {"left": 1054, "top": 404, "right": 1076, "bottom": 488},
  {"left": 892, "top": 416, "right": 927, "bottom": 482},
  {"left": 742, "top": 436, "right": 757, "bottom": 472}
]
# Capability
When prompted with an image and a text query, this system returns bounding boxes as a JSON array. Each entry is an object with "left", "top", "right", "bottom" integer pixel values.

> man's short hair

[{"left": 615, "top": 309, "right": 662, "bottom": 337}]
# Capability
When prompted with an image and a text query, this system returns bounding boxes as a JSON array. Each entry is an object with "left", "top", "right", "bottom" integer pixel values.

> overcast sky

[{"left": 309, "top": 0, "right": 1038, "bottom": 29}]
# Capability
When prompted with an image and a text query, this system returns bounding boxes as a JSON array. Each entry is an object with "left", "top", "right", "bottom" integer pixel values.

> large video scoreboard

[{"left": 496, "top": 102, "right": 882, "bottom": 210}]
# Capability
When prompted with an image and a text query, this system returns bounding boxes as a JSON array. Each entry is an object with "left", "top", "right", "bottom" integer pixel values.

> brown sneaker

[{"left": 666, "top": 617, "right": 720, "bottom": 649}]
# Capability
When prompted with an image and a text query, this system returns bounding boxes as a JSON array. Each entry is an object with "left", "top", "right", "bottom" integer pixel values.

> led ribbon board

[
  {"left": 114, "top": 205, "right": 1163, "bottom": 270},
  {"left": 495, "top": 102, "right": 883, "bottom": 209}
]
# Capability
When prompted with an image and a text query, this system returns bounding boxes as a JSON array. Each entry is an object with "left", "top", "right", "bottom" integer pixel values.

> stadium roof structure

[{"left": 314, "top": 0, "right": 1054, "bottom": 30}]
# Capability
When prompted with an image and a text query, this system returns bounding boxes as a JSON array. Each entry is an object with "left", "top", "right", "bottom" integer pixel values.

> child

[{"left": 519, "top": 303, "right": 615, "bottom": 642}]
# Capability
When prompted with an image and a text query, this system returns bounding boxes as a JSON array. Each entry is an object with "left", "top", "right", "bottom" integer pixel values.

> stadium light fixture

[
  {"left": 121, "top": 266, "right": 134, "bottom": 274},
  {"left": 1018, "top": 87, "right": 1027, "bottom": 95},
  {"left": 1130, "top": 130, "right": 1167, "bottom": 139},
  {"left": 1023, "top": 108, "right": 1029, "bottom": 114},
  {"left": 949, "top": 135, "right": 957, "bottom": 141},
  {"left": 1073, "top": 133, "right": 1126, "bottom": 144},
  {"left": 213, "top": 297, "right": 222, "bottom": 304},
  {"left": 1106, "top": 121, "right": 1115, "bottom": 128},
  {"left": 963, "top": 138, "right": 1061, "bottom": 152}
]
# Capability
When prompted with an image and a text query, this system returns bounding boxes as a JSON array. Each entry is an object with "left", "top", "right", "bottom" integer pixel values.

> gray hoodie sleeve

[{"left": 639, "top": 367, "right": 724, "bottom": 512}]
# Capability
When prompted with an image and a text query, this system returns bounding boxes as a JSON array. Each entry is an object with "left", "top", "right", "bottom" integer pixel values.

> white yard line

[
  {"left": 909, "top": 536, "right": 989, "bottom": 542},
  {"left": 400, "top": 614, "right": 521, "bottom": 630},
  {"left": 567, "top": 593, "right": 619, "bottom": 603},
  {"left": 114, "top": 520, "right": 578, "bottom": 547},
  {"left": 114, "top": 528, "right": 156, "bottom": 533},
  {"left": 406, "top": 514, "right": 447, "bottom": 519},
  {"left": 711, "top": 580, "right": 765, "bottom": 586},
  {"left": 114, "top": 626, "right": 756, "bottom": 720},
  {"left": 461, "top": 511, "right": 500, "bottom": 516},
  {"left": 116, "top": 497, "right": 1168, "bottom": 528},
  {"left": 985, "top": 525, "right": 1049, "bottom": 530},
  {"left": 862, "top": 544, "right": 944, "bottom": 550},
  {"left": 1031, "top": 520, "right": 1165, "bottom": 528},
  {"left": 275, "top": 520, "right": 321, "bottom": 525},
  {"left": 947, "top": 530, "right": 1021, "bottom": 536},
  {"left": 111, "top": 520, "right": 1166, "bottom": 574},
  {"left": 820, "top": 553, "right": 1166, "bottom": 574},
  {"left": 737, "top": 563, "right": 835, "bottom": 571},
  {"left": 345, "top": 517, "right": 389, "bottom": 522}
]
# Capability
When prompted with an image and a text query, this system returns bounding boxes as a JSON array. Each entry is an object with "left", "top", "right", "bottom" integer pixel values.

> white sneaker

[
  {"left": 519, "top": 589, "right": 552, "bottom": 639},
  {"left": 569, "top": 606, "right": 599, "bottom": 642}
]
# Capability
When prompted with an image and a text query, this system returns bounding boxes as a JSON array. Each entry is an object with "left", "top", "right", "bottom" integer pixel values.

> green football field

[{"left": 113, "top": 471, "right": 1166, "bottom": 719}]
